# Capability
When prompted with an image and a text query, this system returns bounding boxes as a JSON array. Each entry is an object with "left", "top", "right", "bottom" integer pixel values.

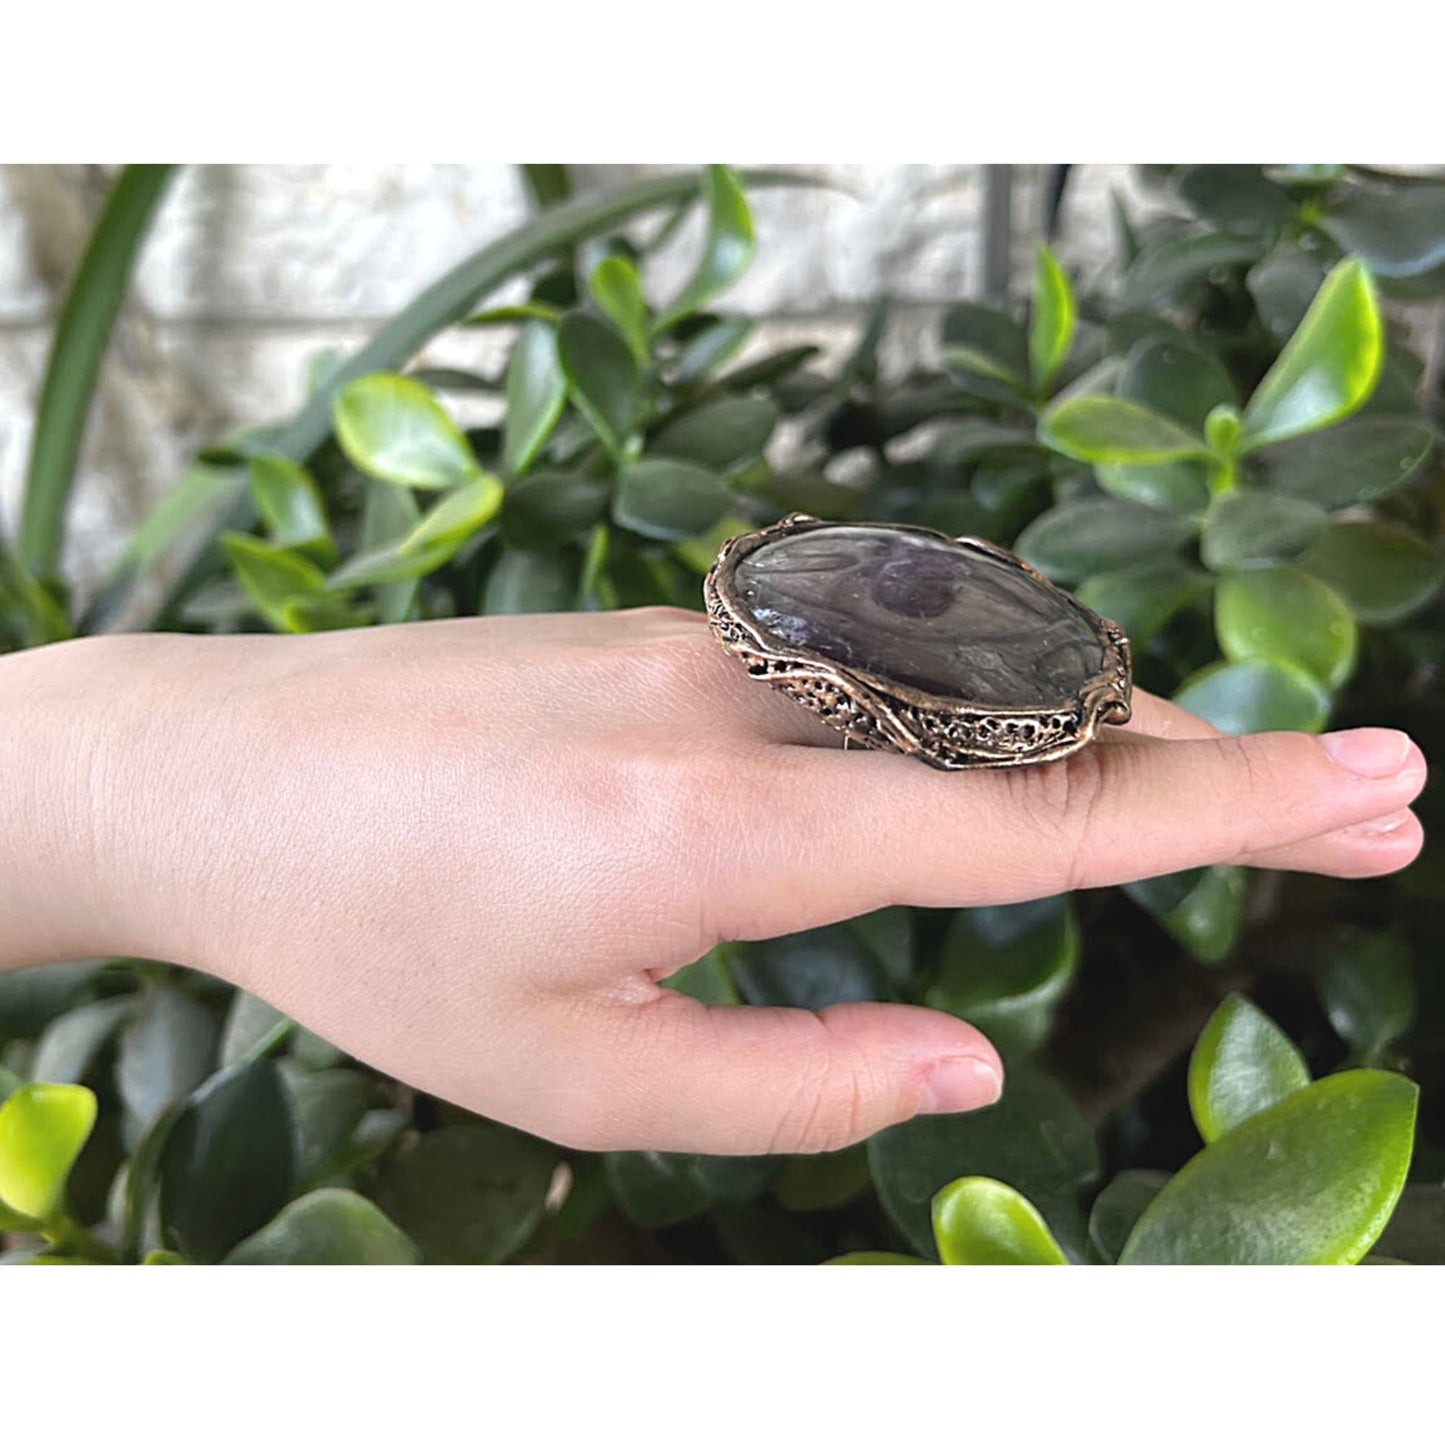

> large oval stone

[{"left": 732, "top": 524, "right": 1106, "bottom": 706}]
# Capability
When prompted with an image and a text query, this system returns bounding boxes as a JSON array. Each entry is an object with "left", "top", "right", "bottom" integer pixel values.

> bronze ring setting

[{"left": 704, "top": 513, "right": 1132, "bottom": 771}]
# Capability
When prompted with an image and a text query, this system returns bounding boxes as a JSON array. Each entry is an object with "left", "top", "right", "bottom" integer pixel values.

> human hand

[{"left": 1, "top": 608, "right": 1425, "bottom": 1155}]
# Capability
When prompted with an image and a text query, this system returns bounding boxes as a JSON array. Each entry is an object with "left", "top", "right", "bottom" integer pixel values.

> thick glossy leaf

[
  {"left": 1322, "top": 181, "right": 1445, "bottom": 278},
  {"left": 1177, "top": 165, "right": 1295, "bottom": 233},
  {"left": 1088, "top": 1170, "right": 1168, "bottom": 1263},
  {"left": 1200, "top": 492, "right": 1328, "bottom": 571},
  {"left": 1159, "top": 865, "right": 1249, "bottom": 966},
  {"left": 0, "top": 1083, "right": 97, "bottom": 1221},
  {"left": 402, "top": 474, "right": 504, "bottom": 553},
  {"left": 1096, "top": 460, "right": 1212, "bottom": 513},
  {"left": 501, "top": 321, "right": 568, "bottom": 477},
  {"left": 1120, "top": 1071, "right": 1417, "bottom": 1265},
  {"left": 673, "top": 316, "right": 753, "bottom": 384},
  {"left": 1016, "top": 498, "right": 1196, "bottom": 583},
  {"left": 605, "top": 1151, "right": 711, "bottom": 1229},
  {"left": 222, "top": 533, "right": 328, "bottom": 632},
  {"left": 30, "top": 998, "right": 132, "bottom": 1085},
  {"left": 1077, "top": 560, "right": 1212, "bottom": 650},
  {"left": 825, "top": 1251, "right": 931, "bottom": 1265},
  {"left": 869, "top": 1060, "right": 1099, "bottom": 1260},
  {"left": 284, "top": 1067, "right": 371, "bottom": 1186},
  {"left": 558, "top": 311, "right": 644, "bottom": 456},
  {"left": 719, "top": 342, "right": 818, "bottom": 392},
  {"left": 588, "top": 256, "right": 650, "bottom": 364},
  {"left": 729, "top": 925, "right": 887, "bottom": 1010},
  {"left": 1029, "top": 247, "right": 1075, "bottom": 393},
  {"left": 1373, "top": 1184, "right": 1445, "bottom": 1265},
  {"left": 1248, "top": 247, "right": 1328, "bottom": 341},
  {"left": 1215, "top": 567, "right": 1358, "bottom": 688},
  {"left": 1300, "top": 521, "right": 1444, "bottom": 626},
  {"left": 1317, "top": 929, "right": 1416, "bottom": 1062},
  {"left": 663, "top": 948, "right": 740, "bottom": 1005},
  {"left": 656, "top": 165, "right": 755, "bottom": 332},
  {"left": 1260, "top": 418, "right": 1433, "bottom": 509},
  {"left": 1040, "top": 397, "right": 1209, "bottom": 465},
  {"left": 483, "top": 547, "right": 577, "bottom": 614},
  {"left": 334, "top": 374, "right": 479, "bottom": 489},
  {"left": 502, "top": 469, "right": 611, "bottom": 550},
  {"left": 925, "top": 897, "right": 1079, "bottom": 1055},
  {"left": 940, "top": 303, "right": 1029, "bottom": 390},
  {"left": 219, "top": 991, "right": 295, "bottom": 1070},
  {"left": 651, "top": 397, "right": 778, "bottom": 472},
  {"left": 117, "top": 987, "right": 219, "bottom": 1137},
  {"left": 932, "top": 1176, "right": 1069, "bottom": 1265},
  {"left": 250, "top": 454, "right": 330, "bottom": 555},
  {"left": 374, "top": 1124, "right": 556, "bottom": 1263},
  {"left": 357, "top": 477, "right": 421, "bottom": 624},
  {"left": 1174, "top": 658, "right": 1330, "bottom": 735},
  {"left": 1188, "top": 994, "right": 1311, "bottom": 1143},
  {"left": 158, "top": 1060, "right": 298, "bottom": 1263},
  {"left": 613, "top": 459, "right": 730, "bottom": 541},
  {"left": 1118, "top": 338, "right": 1237, "bottom": 434},
  {"left": 1124, "top": 232, "right": 1262, "bottom": 308},
  {"left": 325, "top": 538, "right": 454, "bottom": 594},
  {"left": 1240, "top": 260, "right": 1383, "bottom": 451},
  {"left": 225, "top": 1188, "right": 418, "bottom": 1265},
  {"left": 773, "top": 1147, "right": 871, "bottom": 1213}
]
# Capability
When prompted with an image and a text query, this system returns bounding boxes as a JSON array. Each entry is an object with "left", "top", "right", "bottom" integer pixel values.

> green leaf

[
  {"left": 30, "top": 998, "right": 132, "bottom": 1086},
  {"left": 869, "top": 1060, "right": 1099, "bottom": 1261},
  {"left": 1088, "top": 1170, "right": 1168, "bottom": 1263},
  {"left": 501, "top": 321, "right": 568, "bottom": 478},
  {"left": 249, "top": 455, "right": 330, "bottom": 556},
  {"left": 1095, "top": 460, "right": 1213, "bottom": 513},
  {"left": 663, "top": 948, "right": 740, "bottom": 1005},
  {"left": 501, "top": 469, "right": 611, "bottom": 550},
  {"left": 941, "top": 303, "right": 1030, "bottom": 393},
  {"left": 1118, "top": 337, "right": 1237, "bottom": 434},
  {"left": 1215, "top": 567, "right": 1358, "bottom": 688},
  {"left": 1372, "top": 1184, "right": 1445, "bottom": 1265},
  {"left": 932, "top": 1176, "right": 1069, "bottom": 1265},
  {"left": 773, "top": 1147, "right": 871, "bottom": 1213},
  {"left": 671, "top": 316, "right": 753, "bottom": 384},
  {"left": 925, "top": 897, "right": 1079, "bottom": 1055},
  {"left": 613, "top": 458, "right": 730, "bottom": 542},
  {"left": 1015, "top": 498, "right": 1196, "bottom": 583},
  {"left": 334, "top": 374, "right": 479, "bottom": 489},
  {"left": 656, "top": 165, "right": 755, "bottom": 332},
  {"left": 651, "top": 397, "right": 778, "bottom": 472},
  {"left": 1176, "top": 165, "right": 1296, "bottom": 234},
  {"left": 605, "top": 1151, "right": 711, "bottom": 1229},
  {"left": 1124, "top": 232, "right": 1263, "bottom": 308},
  {"left": 719, "top": 342, "right": 818, "bottom": 392},
  {"left": 1158, "top": 865, "right": 1249, "bottom": 966},
  {"left": 1040, "top": 396, "right": 1209, "bottom": 466},
  {"left": 588, "top": 256, "right": 650, "bottom": 365},
  {"left": 1299, "top": 521, "right": 1444, "bottom": 626},
  {"left": 824, "top": 1251, "right": 931, "bottom": 1265},
  {"left": 219, "top": 991, "right": 295, "bottom": 1070},
  {"left": 1261, "top": 418, "right": 1434, "bottom": 509},
  {"left": 1174, "top": 658, "right": 1331, "bottom": 735},
  {"left": 0, "top": 1083, "right": 97, "bottom": 1221},
  {"left": 482, "top": 546, "right": 578, "bottom": 614},
  {"left": 729, "top": 926, "right": 886, "bottom": 1011},
  {"left": 1240, "top": 259, "right": 1383, "bottom": 451},
  {"left": 401, "top": 473, "right": 504, "bottom": 554},
  {"left": 1248, "top": 247, "right": 1329, "bottom": 341},
  {"left": 1188, "top": 994, "right": 1311, "bottom": 1143},
  {"left": 372, "top": 1123, "right": 557, "bottom": 1264},
  {"left": 1029, "top": 247, "right": 1075, "bottom": 393},
  {"left": 356, "top": 478, "right": 422, "bottom": 624},
  {"left": 1317, "top": 930, "right": 1416, "bottom": 1063},
  {"left": 117, "top": 987, "right": 219, "bottom": 1138},
  {"left": 224, "top": 1188, "right": 418, "bottom": 1265},
  {"left": 0, "top": 962, "right": 104, "bottom": 1040},
  {"left": 1322, "top": 181, "right": 1445, "bottom": 278},
  {"left": 158, "top": 1060, "right": 298, "bottom": 1264},
  {"left": 558, "top": 311, "right": 645, "bottom": 457},
  {"left": 19, "top": 165, "right": 174, "bottom": 577},
  {"left": 283, "top": 1067, "right": 371, "bottom": 1187},
  {"left": 222, "top": 533, "right": 329, "bottom": 632},
  {"left": 462, "top": 303, "right": 564, "bottom": 328},
  {"left": 1077, "top": 560, "right": 1212, "bottom": 650},
  {"left": 1120, "top": 1071, "right": 1417, "bottom": 1265},
  {"left": 1200, "top": 492, "right": 1328, "bottom": 571}
]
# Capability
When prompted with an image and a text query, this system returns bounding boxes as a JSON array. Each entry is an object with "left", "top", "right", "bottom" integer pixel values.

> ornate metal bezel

[{"left": 704, "top": 513, "right": 1132, "bottom": 771}]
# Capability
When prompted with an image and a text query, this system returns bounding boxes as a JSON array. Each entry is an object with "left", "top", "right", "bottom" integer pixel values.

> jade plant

[{"left": 1, "top": 163, "right": 1441, "bottom": 1264}]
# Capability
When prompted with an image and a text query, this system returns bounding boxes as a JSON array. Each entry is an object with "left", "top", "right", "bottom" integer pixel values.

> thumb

[{"left": 553, "top": 992, "right": 1004, "bottom": 1156}]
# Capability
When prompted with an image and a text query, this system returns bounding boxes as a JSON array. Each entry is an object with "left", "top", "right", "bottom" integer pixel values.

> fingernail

[
  {"left": 1341, "top": 809, "right": 1414, "bottom": 839},
  {"left": 1320, "top": 728, "right": 1413, "bottom": 779},
  {"left": 919, "top": 1056, "right": 1003, "bottom": 1114}
]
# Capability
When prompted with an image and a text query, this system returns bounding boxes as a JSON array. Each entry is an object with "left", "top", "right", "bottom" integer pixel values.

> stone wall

[{"left": 0, "top": 163, "right": 1146, "bottom": 592}]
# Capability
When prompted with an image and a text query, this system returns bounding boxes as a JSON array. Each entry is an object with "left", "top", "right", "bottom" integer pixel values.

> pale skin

[{"left": 0, "top": 608, "right": 1427, "bottom": 1155}]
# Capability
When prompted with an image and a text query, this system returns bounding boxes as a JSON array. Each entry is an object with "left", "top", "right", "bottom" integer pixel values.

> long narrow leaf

[{"left": 19, "top": 165, "right": 175, "bottom": 578}]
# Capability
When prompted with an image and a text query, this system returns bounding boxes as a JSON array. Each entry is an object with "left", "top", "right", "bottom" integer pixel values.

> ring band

[{"left": 704, "top": 514, "right": 1132, "bottom": 771}]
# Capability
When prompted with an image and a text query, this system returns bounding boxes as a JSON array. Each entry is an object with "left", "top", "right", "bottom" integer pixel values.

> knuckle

[{"left": 1002, "top": 744, "right": 1112, "bottom": 890}]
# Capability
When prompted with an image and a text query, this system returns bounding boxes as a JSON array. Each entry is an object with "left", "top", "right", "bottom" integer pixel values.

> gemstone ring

[{"left": 704, "top": 513, "right": 1132, "bottom": 770}]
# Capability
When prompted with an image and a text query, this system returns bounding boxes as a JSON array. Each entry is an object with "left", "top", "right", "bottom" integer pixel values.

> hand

[{"left": 1, "top": 609, "right": 1426, "bottom": 1155}]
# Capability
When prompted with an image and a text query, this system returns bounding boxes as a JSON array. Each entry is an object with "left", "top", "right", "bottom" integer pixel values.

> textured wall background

[{"left": 0, "top": 164, "right": 1146, "bottom": 591}]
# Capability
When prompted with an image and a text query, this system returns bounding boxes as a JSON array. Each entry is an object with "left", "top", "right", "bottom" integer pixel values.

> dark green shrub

[{"left": 1, "top": 163, "right": 1441, "bottom": 1264}]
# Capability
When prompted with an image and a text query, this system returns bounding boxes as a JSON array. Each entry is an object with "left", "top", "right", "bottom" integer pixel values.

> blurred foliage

[{"left": 2, "top": 163, "right": 1443, "bottom": 1264}]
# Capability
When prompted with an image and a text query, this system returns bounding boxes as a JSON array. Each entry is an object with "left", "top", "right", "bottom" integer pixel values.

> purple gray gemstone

[{"left": 733, "top": 524, "right": 1105, "bottom": 706}]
